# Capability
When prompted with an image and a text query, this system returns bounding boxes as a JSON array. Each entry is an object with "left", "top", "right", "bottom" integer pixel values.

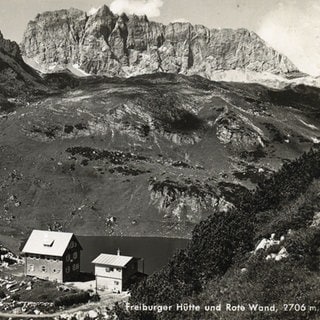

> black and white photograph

[{"left": 0, "top": 0, "right": 319, "bottom": 319}]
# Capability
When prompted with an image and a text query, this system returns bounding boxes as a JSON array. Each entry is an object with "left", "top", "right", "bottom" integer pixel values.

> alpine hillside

[
  {"left": 0, "top": 23, "right": 319, "bottom": 249},
  {"left": 0, "top": 30, "right": 49, "bottom": 112}
]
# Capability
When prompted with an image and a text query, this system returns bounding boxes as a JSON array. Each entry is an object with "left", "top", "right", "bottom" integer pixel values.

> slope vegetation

[
  {"left": 0, "top": 71, "right": 320, "bottom": 245},
  {"left": 122, "top": 147, "right": 320, "bottom": 320}
]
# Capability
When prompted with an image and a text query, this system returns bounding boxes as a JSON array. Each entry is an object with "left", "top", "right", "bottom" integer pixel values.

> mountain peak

[
  {"left": 95, "top": 4, "right": 114, "bottom": 17},
  {"left": 21, "top": 7, "right": 299, "bottom": 78},
  {"left": 0, "top": 30, "right": 21, "bottom": 59},
  {"left": 130, "top": 13, "right": 149, "bottom": 22}
]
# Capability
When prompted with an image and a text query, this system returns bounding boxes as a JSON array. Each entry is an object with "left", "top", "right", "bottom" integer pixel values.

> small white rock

[{"left": 88, "top": 310, "right": 98, "bottom": 318}]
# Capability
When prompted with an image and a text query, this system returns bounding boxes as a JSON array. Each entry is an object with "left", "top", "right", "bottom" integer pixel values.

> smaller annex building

[
  {"left": 92, "top": 251, "right": 138, "bottom": 293},
  {"left": 22, "top": 230, "right": 82, "bottom": 283}
]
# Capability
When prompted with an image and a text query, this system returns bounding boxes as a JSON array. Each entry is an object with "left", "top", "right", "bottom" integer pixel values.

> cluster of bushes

[
  {"left": 245, "top": 147, "right": 320, "bottom": 213},
  {"left": 191, "top": 255, "right": 320, "bottom": 320},
  {"left": 0, "top": 290, "right": 5, "bottom": 299},
  {"left": 285, "top": 228, "right": 320, "bottom": 271},
  {"left": 54, "top": 291, "right": 90, "bottom": 307},
  {"left": 126, "top": 208, "right": 254, "bottom": 319},
  {"left": 255, "top": 189, "right": 320, "bottom": 240},
  {"left": 121, "top": 146, "right": 320, "bottom": 320}
]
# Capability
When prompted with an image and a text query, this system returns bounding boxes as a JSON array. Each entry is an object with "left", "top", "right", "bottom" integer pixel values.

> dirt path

[
  {"left": 0, "top": 292, "right": 128, "bottom": 319},
  {"left": 0, "top": 301, "right": 103, "bottom": 318}
]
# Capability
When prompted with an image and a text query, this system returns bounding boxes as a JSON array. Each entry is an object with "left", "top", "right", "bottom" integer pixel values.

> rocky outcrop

[
  {"left": 21, "top": 9, "right": 87, "bottom": 69},
  {"left": 21, "top": 5, "right": 298, "bottom": 78},
  {"left": 0, "top": 31, "right": 21, "bottom": 59},
  {"left": 216, "top": 112, "right": 266, "bottom": 150},
  {"left": 148, "top": 178, "right": 233, "bottom": 223},
  {"left": 0, "top": 31, "right": 48, "bottom": 108}
]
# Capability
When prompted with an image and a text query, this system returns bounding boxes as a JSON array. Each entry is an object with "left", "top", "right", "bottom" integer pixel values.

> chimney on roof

[{"left": 117, "top": 248, "right": 120, "bottom": 256}]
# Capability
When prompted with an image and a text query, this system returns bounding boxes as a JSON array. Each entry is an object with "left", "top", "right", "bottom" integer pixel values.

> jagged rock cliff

[
  {"left": 21, "top": 5, "right": 298, "bottom": 78},
  {"left": 148, "top": 178, "right": 233, "bottom": 223}
]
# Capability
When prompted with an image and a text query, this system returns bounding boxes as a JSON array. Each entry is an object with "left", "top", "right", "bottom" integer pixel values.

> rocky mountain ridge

[
  {"left": 0, "top": 31, "right": 49, "bottom": 113},
  {"left": 21, "top": 5, "right": 298, "bottom": 79}
]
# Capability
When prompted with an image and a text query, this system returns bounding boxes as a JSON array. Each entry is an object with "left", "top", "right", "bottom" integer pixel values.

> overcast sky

[{"left": 0, "top": 0, "right": 319, "bottom": 75}]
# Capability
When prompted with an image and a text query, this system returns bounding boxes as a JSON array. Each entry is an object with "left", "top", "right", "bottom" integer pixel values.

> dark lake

[{"left": 77, "top": 236, "right": 190, "bottom": 275}]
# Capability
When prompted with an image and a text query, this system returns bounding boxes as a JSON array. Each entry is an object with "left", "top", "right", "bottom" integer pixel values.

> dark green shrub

[
  {"left": 90, "top": 294, "right": 100, "bottom": 302},
  {"left": 54, "top": 291, "right": 90, "bottom": 307},
  {"left": 0, "top": 290, "right": 5, "bottom": 299}
]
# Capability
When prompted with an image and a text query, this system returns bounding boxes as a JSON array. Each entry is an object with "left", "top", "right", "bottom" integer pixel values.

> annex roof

[
  {"left": 92, "top": 253, "right": 133, "bottom": 268},
  {"left": 22, "top": 230, "right": 76, "bottom": 257}
]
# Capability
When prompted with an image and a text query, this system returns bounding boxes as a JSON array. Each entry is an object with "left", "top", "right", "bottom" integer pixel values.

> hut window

[
  {"left": 28, "top": 264, "right": 34, "bottom": 272},
  {"left": 114, "top": 281, "right": 119, "bottom": 285},
  {"left": 66, "top": 254, "right": 70, "bottom": 262},
  {"left": 73, "top": 252, "right": 78, "bottom": 260},
  {"left": 41, "top": 265, "right": 46, "bottom": 272},
  {"left": 66, "top": 266, "right": 70, "bottom": 274},
  {"left": 69, "top": 241, "right": 77, "bottom": 249},
  {"left": 106, "top": 267, "right": 114, "bottom": 272}
]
